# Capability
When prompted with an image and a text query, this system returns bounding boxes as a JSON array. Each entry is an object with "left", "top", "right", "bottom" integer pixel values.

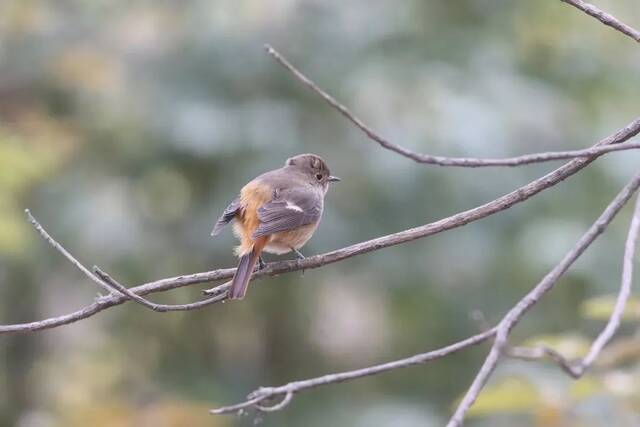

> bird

[{"left": 211, "top": 154, "right": 340, "bottom": 300}]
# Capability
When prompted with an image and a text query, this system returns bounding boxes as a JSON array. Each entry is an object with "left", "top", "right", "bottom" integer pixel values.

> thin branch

[
  {"left": 561, "top": 0, "right": 640, "bottom": 43},
  {"left": 471, "top": 310, "right": 580, "bottom": 376},
  {"left": 2, "top": 118, "right": 639, "bottom": 335},
  {"left": 254, "top": 392, "right": 294, "bottom": 413},
  {"left": 578, "top": 194, "right": 640, "bottom": 370},
  {"left": 210, "top": 391, "right": 295, "bottom": 416},
  {"left": 210, "top": 328, "right": 497, "bottom": 415},
  {"left": 447, "top": 172, "right": 640, "bottom": 427},
  {"left": 264, "top": 45, "right": 640, "bottom": 167},
  {"left": 213, "top": 172, "right": 640, "bottom": 420},
  {"left": 506, "top": 345, "right": 581, "bottom": 378},
  {"left": 93, "top": 267, "right": 227, "bottom": 312},
  {"left": 25, "top": 209, "right": 113, "bottom": 294},
  {"left": 513, "top": 192, "right": 640, "bottom": 378},
  {"left": 210, "top": 395, "right": 271, "bottom": 416}
]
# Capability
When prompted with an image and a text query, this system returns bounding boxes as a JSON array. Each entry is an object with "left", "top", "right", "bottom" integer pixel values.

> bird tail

[{"left": 228, "top": 237, "right": 267, "bottom": 300}]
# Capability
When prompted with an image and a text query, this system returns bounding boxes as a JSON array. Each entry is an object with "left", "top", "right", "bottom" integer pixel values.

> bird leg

[
  {"left": 291, "top": 248, "right": 306, "bottom": 260},
  {"left": 258, "top": 256, "right": 267, "bottom": 270},
  {"left": 291, "top": 247, "right": 306, "bottom": 277}
]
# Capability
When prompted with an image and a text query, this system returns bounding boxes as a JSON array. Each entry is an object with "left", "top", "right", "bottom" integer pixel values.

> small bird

[{"left": 211, "top": 154, "right": 340, "bottom": 300}]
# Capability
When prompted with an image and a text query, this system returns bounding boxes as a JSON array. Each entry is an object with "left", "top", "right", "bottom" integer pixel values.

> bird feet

[
  {"left": 290, "top": 247, "right": 306, "bottom": 277},
  {"left": 258, "top": 256, "right": 267, "bottom": 270},
  {"left": 291, "top": 248, "right": 306, "bottom": 260}
]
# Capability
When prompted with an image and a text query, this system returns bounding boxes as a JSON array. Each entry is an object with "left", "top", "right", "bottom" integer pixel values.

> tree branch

[
  {"left": 93, "top": 267, "right": 227, "bottom": 312},
  {"left": 509, "top": 192, "right": 640, "bottom": 378},
  {"left": 446, "top": 172, "right": 640, "bottom": 427},
  {"left": 210, "top": 328, "right": 497, "bottom": 415},
  {"left": 211, "top": 172, "right": 640, "bottom": 419},
  {"left": 2, "top": 117, "right": 638, "bottom": 335},
  {"left": 264, "top": 45, "right": 640, "bottom": 167},
  {"left": 4, "top": 2, "right": 640, "bottom": 423},
  {"left": 505, "top": 345, "right": 581, "bottom": 378},
  {"left": 578, "top": 194, "right": 640, "bottom": 369},
  {"left": 561, "top": 0, "right": 640, "bottom": 43},
  {"left": 25, "top": 209, "right": 114, "bottom": 294}
]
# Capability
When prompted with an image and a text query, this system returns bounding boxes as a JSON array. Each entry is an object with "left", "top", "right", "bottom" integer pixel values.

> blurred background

[{"left": 1, "top": 1, "right": 640, "bottom": 426}]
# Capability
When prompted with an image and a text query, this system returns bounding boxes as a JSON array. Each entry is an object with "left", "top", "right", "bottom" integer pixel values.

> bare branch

[
  {"left": 2, "top": 118, "right": 639, "bottom": 335},
  {"left": 25, "top": 209, "right": 113, "bottom": 294},
  {"left": 264, "top": 45, "right": 640, "bottom": 167},
  {"left": 506, "top": 345, "right": 581, "bottom": 378},
  {"left": 254, "top": 392, "right": 294, "bottom": 413},
  {"left": 210, "top": 395, "right": 269, "bottom": 416},
  {"left": 93, "top": 267, "right": 227, "bottom": 312},
  {"left": 3, "top": 4, "right": 638, "bottom": 423},
  {"left": 513, "top": 192, "right": 640, "bottom": 379},
  {"left": 447, "top": 172, "right": 640, "bottom": 427},
  {"left": 210, "top": 392, "right": 295, "bottom": 416},
  {"left": 212, "top": 172, "right": 638, "bottom": 422},
  {"left": 578, "top": 194, "right": 640, "bottom": 370},
  {"left": 561, "top": 0, "right": 640, "bottom": 43},
  {"left": 0, "top": 270, "right": 234, "bottom": 335},
  {"left": 0, "top": 213, "right": 231, "bottom": 334},
  {"left": 210, "top": 328, "right": 497, "bottom": 415}
]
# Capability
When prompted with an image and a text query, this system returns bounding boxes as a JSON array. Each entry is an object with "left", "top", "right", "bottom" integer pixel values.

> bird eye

[{"left": 315, "top": 173, "right": 323, "bottom": 181}]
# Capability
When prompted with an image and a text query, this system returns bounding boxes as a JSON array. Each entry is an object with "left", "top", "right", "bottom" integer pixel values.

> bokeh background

[{"left": 2, "top": 1, "right": 640, "bottom": 426}]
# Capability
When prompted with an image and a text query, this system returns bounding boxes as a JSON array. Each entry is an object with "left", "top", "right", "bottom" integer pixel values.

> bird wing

[
  {"left": 253, "top": 187, "right": 322, "bottom": 238},
  {"left": 211, "top": 196, "right": 241, "bottom": 237}
]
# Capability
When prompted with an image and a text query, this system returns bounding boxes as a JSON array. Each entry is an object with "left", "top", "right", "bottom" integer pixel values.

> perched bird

[{"left": 211, "top": 154, "right": 340, "bottom": 300}]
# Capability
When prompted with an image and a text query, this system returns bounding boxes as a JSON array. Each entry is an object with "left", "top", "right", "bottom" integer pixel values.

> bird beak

[{"left": 328, "top": 176, "right": 341, "bottom": 182}]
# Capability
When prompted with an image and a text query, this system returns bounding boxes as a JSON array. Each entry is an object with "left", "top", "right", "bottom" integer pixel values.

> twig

[
  {"left": 210, "top": 391, "right": 295, "bottom": 415},
  {"left": 254, "top": 392, "right": 294, "bottom": 412},
  {"left": 264, "top": 45, "right": 640, "bottom": 167},
  {"left": 577, "top": 194, "right": 640, "bottom": 371},
  {"left": 472, "top": 310, "right": 579, "bottom": 376},
  {"left": 561, "top": 0, "right": 640, "bottom": 43},
  {"left": 93, "top": 267, "right": 227, "bottom": 312},
  {"left": 210, "top": 328, "right": 497, "bottom": 415},
  {"left": 25, "top": 209, "right": 113, "bottom": 294},
  {"left": 446, "top": 172, "right": 640, "bottom": 427},
  {"left": 506, "top": 345, "right": 581, "bottom": 378},
  {"left": 209, "top": 395, "right": 270, "bottom": 415},
  {"left": 2, "top": 118, "right": 639, "bottom": 335}
]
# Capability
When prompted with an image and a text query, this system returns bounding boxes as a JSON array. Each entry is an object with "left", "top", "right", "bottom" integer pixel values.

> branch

[
  {"left": 561, "top": 0, "right": 640, "bottom": 43},
  {"left": 212, "top": 172, "right": 640, "bottom": 418},
  {"left": 264, "top": 45, "right": 640, "bottom": 167},
  {"left": 578, "top": 194, "right": 640, "bottom": 370},
  {"left": 210, "top": 328, "right": 497, "bottom": 415},
  {"left": 93, "top": 267, "right": 227, "bottom": 312},
  {"left": 506, "top": 345, "right": 581, "bottom": 378},
  {"left": 446, "top": 172, "right": 640, "bottom": 427},
  {"left": 25, "top": 209, "right": 113, "bottom": 294},
  {"left": 2, "top": 117, "right": 639, "bottom": 335},
  {"left": 510, "top": 192, "right": 640, "bottom": 378}
]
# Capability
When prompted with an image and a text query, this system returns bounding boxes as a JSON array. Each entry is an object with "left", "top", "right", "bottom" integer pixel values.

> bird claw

[
  {"left": 291, "top": 248, "right": 305, "bottom": 260},
  {"left": 289, "top": 248, "right": 306, "bottom": 276}
]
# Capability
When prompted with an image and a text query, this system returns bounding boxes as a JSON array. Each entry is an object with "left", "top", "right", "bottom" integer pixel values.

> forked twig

[
  {"left": 264, "top": 45, "right": 640, "bottom": 167},
  {"left": 447, "top": 173, "right": 640, "bottom": 427}
]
